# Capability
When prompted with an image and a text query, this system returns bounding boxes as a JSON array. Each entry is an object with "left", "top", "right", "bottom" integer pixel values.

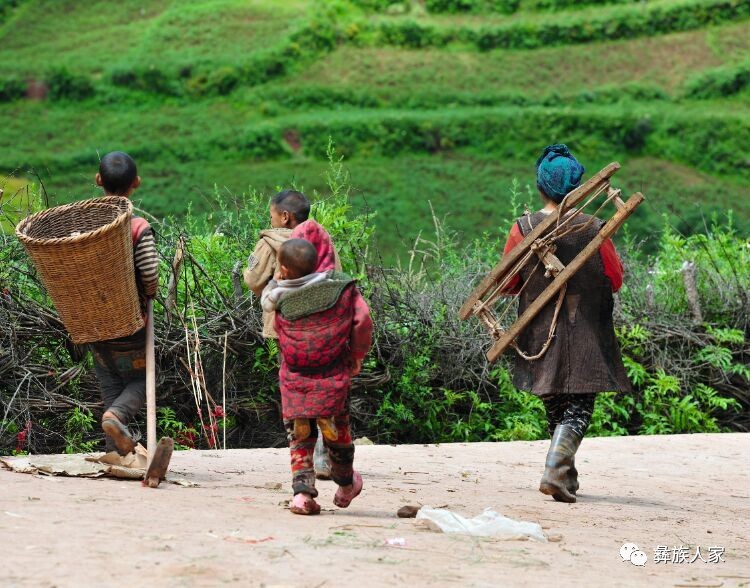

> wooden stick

[
  {"left": 681, "top": 261, "right": 703, "bottom": 325},
  {"left": 486, "top": 192, "right": 645, "bottom": 363},
  {"left": 166, "top": 237, "right": 184, "bottom": 312},
  {"left": 459, "top": 162, "right": 621, "bottom": 320},
  {"left": 222, "top": 332, "right": 228, "bottom": 451},
  {"left": 146, "top": 299, "right": 157, "bottom": 468}
]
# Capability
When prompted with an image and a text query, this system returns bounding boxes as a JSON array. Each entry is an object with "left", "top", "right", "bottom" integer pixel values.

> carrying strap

[
  {"left": 131, "top": 216, "right": 151, "bottom": 246},
  {"left": 277, "top": 272, "right": 355, "bottom": 320}
]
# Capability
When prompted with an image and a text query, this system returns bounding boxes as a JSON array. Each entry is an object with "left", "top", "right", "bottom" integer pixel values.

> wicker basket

[{"left": 15, "top": 197, "right": 145, "bottom": 344}]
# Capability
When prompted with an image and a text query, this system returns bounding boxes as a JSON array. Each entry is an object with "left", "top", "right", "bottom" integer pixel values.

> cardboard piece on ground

[{"left": 1, "top": 444, "right": 149, "bottom": 480}]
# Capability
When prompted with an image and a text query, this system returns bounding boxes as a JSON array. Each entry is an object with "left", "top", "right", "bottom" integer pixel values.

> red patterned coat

[{"left": 275, "top": 273, "right": 373, "bottom": 420}]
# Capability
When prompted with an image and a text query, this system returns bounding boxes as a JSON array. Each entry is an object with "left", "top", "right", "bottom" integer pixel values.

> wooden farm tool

[
  {"left": 142, "top": 300, "right": 174, "bottom": 488},
  {"left": 459, "top": 162, "right": 645, "bottom": 363}
]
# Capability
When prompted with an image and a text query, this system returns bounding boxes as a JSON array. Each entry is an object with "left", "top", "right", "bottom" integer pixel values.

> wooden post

[
  {"left": 146, "top": 299, "right": 156, "bottom": 468},
  {"left": 165, "top": 236, "right": 185, "bottom": 312},
  {"left": 231, "top": 261, "right": 244, "bottom": 303},
  {"left": 486, "top": 192, "right": 645, "bottom": 363},
  {"left": 459, "top": 162, "right": 621, "bottom": 320},
  {"left": 681, "top": 261, "right": 703, "bottom": 324}
]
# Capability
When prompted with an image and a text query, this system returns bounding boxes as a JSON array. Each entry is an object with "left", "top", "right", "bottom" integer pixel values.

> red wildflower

[{"left": 15, "top": 421, "right": 31, "bottom": 453}]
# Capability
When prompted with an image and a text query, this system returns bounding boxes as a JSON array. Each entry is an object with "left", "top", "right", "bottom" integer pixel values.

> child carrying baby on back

[{"left": 262, "top": 239, "right": 373, "bottom": 515}]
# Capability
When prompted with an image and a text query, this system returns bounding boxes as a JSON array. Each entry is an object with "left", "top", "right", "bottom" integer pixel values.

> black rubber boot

[
  {"left": 549, "top": 432, "right": 579, "bottom": 495},
  {"left": 568, "top": 459, "right": 579, "bottom": 494},
  {"left": 539, "top": 424, "right": 582, "bottom": 503}
]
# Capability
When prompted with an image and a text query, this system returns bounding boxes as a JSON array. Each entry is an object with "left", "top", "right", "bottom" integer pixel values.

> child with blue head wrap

[{"left": 536, "top": 144, "right": 585, "bottom": 203}]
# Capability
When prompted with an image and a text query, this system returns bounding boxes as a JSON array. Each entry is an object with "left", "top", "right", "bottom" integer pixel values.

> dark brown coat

[{"left": 513, "top": 211, "right": 631, "bottom": 397}]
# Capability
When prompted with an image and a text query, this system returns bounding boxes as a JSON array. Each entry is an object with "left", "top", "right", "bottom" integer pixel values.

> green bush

[
  {"left": 349, "top": 0, "right": 403, "bottom": 10},
  {"left": 2, "top": 159, "right": 748, "bottom": 453},
  {"left": 0, "top": 0, "right": 22, "bottom": 24},
  {"left": 45, "top": 68, "right": 94, "bottom": 101},
  {"left": 252, "top": 82, "right": 668, "bottom": 113},
  {"left": 272, "top": 107, "right": 749, "bottom": 180},
  {"left": 524, "top": 0, "right": 643, "bottom": 10},
  {"left": 186, "top": 66, "right": 241, "bottom": 96},
  {"left": 683, "top": 60, "right": 750, "bottom": 99},
  {"left": 0, "top": 78, "right": 25, "bottom": 102},
  {"left": 110, "top": 66, "right": 179, "bottom": 96},
  {"left": 105, "top": 15, "right": 342, "bottom": 98},
  {"left": 369, "top": 0, "right": 750, "bottom": 51},
  {"left": 109, "top": 68, "right": 139, "bottom": 89},
  {"left": 425, "top": 0, "right": 520, "bottom": 14}
]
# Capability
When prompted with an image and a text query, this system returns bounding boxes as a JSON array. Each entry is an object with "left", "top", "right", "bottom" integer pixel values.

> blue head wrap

[{"left": 535, "top": 144, "right": 585, "bottom": 203}]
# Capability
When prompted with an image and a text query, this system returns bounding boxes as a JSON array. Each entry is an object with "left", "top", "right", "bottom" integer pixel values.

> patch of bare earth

[{"left": 1, "top": 433, "right": 749, "bottom": 587}]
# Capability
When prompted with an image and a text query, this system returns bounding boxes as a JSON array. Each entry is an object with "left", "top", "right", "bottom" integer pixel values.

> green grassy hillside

[{"left": 0, "top": 0, "right": 748, "bottom": 260}]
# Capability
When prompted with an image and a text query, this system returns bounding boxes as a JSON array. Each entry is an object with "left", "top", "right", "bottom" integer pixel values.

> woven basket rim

[{"left": 15, "top": 196, "right": 133, "bottom": 247}]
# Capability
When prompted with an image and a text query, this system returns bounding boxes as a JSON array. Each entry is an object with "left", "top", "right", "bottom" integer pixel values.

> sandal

[
  {"left": 290, "top": 493, "right": 321, "bottom": 516},
  {"left": 102, "top": 417, "right": 136, "bottom": 456},
  {"left": 333, "top": 470, "right": 363, "bottom": 508}
]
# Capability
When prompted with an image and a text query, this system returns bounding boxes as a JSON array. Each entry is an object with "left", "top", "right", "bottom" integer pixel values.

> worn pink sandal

[
  {"left": 333, "top": 470, "right": 363, "bottom": 508},
  {"left": 290, "top": 493, "right": 321, "bottom": 515}
]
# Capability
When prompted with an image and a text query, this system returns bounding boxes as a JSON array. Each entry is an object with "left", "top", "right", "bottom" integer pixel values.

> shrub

[
  {"left": 526, "top": 0, "right": 642, "bottom": 10},
  {"left": 1, "top": 157, "right": 748, "bottom": 454},
  {"left": 110, "top": 68, "right": 139, "bottom": 89},
  {"left": 425, "top": 0, "right": 520, "bottom": 14},
  {"left": 45, "top": 68, "right": 94, "bottom": 101},
  {"left": 110, "top": 66, "right": 179, "bottom": 96},
  {"left": 683, "top": 61, "right": 750, "bottom": 99},
  {"left": 186, "top": 66, "right": 241, "bottom": 96},
  {"left": 0, "top": 0, "right": 22, "bottom": 24},
  {"left": 368, "top": 0, "right": 750, "bottom": 51},
  {"left": 0, "top": 78, "right": 25, "bottom": 102}
]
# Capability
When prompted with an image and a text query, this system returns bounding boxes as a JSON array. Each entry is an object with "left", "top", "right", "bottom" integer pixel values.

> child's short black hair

[
  {"left": 279, "top": 239, "right": 318, "bottom": 279},
  {"left": 99, "top": 151, "right": 137, "bottom": 195},
  {"left": 271, "top": 189, "right": 310, "bottom": 223}
]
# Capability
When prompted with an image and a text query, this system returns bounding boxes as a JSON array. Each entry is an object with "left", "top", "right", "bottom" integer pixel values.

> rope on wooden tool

[
  {"left": 474, "top": 180, "right": 613, "bottom": 361},
  {"left": 510, "top": 284, "right": 566, "bottom": 361}
]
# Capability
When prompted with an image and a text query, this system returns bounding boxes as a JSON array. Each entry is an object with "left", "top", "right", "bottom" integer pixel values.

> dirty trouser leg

[
  {"left": 93, "top": 359, "right": 125, "bottom": 453},
  {"left": 540, "top": 393, "right": 597, "bottom": 498},
  {"left": 91, "top": 329, "right": 148, "bottom": 452},
  {"left": 542, "top": 395, "right": 566, "bottom": 438},
  {"left": 285, "top": 419, "right": 318, "bottom": 497},
  {"left": 557, "top": 394, "right": 597, "bottom": 438},
  {"left": 92, "top": 348, "right": 147, "bottom": 423},
  {"left": 321, "top": 413, "right": 354, "bottom": 487}
]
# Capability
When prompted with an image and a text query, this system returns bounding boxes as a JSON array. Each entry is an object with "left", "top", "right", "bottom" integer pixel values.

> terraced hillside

[{"left": 0, "top": 0, "right": 748, "bottom": 257}]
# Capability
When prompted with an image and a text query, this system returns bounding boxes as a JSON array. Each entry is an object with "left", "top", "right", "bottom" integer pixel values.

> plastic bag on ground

[{"left": 416, "top": 507, "right": 547, "bottom": 542}]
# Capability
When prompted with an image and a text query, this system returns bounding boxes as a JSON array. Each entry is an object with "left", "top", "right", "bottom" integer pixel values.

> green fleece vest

[{"left": 277, "top": 272, "right": 355, "bottom": 321}]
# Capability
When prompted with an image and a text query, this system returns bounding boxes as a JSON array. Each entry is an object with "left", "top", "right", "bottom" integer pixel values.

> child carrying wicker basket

[{"left": 89, "top": 152, "right": 159, "bottom": 455}]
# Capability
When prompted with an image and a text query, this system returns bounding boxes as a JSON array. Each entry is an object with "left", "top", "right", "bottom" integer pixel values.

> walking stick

[
  {"left": 143, "top": 299, "right": 173, "bottom": 488},
  {"left": 146, "top": 298, "right": 156, "bottom": 468}
]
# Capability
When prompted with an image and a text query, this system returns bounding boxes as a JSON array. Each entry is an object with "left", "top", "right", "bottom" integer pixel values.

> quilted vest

[
  {"left": 275, "top": 273, "right": 355, "bottom": 374},
  {"left": 512, "top": 211, "right": 631, "bottom": 396}
]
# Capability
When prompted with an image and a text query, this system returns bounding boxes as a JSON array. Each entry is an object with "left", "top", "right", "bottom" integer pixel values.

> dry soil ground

[{"left": 1, "top": 433, "right": 749, "bottom": 588}]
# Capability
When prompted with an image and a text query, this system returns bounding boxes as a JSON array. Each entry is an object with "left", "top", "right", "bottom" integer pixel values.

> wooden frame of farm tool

[{"left": 459, "top": 162, "right": 645, "bottom": 364}]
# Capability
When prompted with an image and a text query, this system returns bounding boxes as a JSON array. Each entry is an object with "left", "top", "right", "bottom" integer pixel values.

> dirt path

[{"left": 2, "top": 433, "right": 749, "bottom": 587}]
